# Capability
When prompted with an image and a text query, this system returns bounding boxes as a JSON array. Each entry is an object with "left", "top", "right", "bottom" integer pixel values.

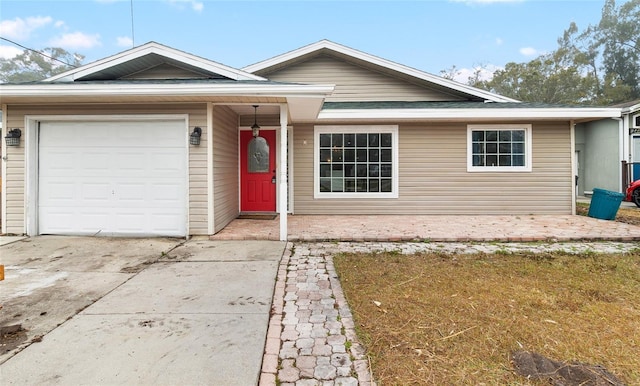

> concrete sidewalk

[{"left": 1, "top": 237, "right": 285, "bottom": 386}]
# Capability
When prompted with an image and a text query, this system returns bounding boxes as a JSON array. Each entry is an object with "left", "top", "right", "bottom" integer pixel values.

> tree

[
  {"left": 475, "top": 23, "right": 599, "bottom": 104},
  {"left": 585, "top": 0, "right": 640, "bottom": 103},
  {"left": 0, "top": 47, "right": 84, "bottom": 83},
  {"left": 460, "top": 0, "right": 640, "bottom": 105}
]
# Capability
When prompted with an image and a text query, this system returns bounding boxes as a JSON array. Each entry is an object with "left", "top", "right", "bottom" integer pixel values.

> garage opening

[{"left": 36, "top": 118, "right": 188, "bottom": 237}]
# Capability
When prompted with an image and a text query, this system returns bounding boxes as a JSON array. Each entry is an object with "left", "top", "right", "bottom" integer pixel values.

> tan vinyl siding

[
  {"left": 263, "top": 54, "right": 465, "bottom": 102},
  {"left": 3, "top": 103, "right": 209, "bottom": 235},
  {"left": 212, "top": 105, "right": 239, "bottom": 233},
  {"left": 187, "top": 107, "right": 208, "bottom": 235},
  {"left": 293, "top": 122, "right": 572, "bottom": 215},
  {"left": 4, "top": 106, "right": 25, "bottom": 234},
  {"left": 122, "top": 63, "right": 211, "bottom": 80}
]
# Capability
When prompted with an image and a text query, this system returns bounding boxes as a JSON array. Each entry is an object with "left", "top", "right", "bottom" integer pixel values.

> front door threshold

[{"left": 237, "top": 212, "right": 278, "bottom": 220}]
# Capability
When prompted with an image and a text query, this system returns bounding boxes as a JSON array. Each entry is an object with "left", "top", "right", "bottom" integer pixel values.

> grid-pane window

[
  {"left": 315, "top": 126, "right": 398, "bottom": 198},
  {"left": 468, "top": 125, "right": 531, "bottom": 172}
]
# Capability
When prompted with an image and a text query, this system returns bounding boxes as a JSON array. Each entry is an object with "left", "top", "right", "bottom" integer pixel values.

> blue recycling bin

[{"left": 588, "top": 188, "right": 624, "bottom": 220}]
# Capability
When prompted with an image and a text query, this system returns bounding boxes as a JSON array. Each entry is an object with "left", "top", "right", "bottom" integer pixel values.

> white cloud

[
  {"left": 451, "top": 64, "right": 501, "bottom": 83},
  {"left": 0, "top": 45, "right": 23, "bottom": 59},
  {"left": 50, "top": 32, "right": 101, "bottom": 49},
  {"left": 519, "top": 47, "right": 539, "bottom": 57},
  {"left": 0, "top": 16, "right": 53, "bottom": 40},
  {"left": 54, "top": 20, "right": 65, "bottom": 28},
  {"left": 116, "top": 36, "right": 134, "bottom": 48},
  {"left": 167, "top": 0, "right": 204, "bottom": 12},
  {"left": 495, "top": 37, "right": 503, "bottom": 46}
]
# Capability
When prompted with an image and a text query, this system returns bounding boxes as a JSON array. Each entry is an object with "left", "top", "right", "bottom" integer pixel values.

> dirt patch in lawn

[
  {"left": 577, "top": 202, "right": 640, "bottom": 226},
  {"left": 333, "top": 251, "right": 640, "bottom": 385}
]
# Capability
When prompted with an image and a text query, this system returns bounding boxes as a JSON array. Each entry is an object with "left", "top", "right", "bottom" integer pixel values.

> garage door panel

[
  {"left": 150, "top": 152, "right": 187, "bottom": 175},
  {"left": 150, "top": 184, "right": 182, "bottom": 204},
  {"left": 39, "top": 151, "right": 76, "bottom": 176},
  {"left": 115, "top": 151, "right": 148, "bottom": 176},
  {"left": 39, "top": 120, "right": 188, "bottom": 236},
  {"left": 81, "top": 152, "right": 111, "bottom": 175},
  {"left": 82, "top": 183, "right": 112, "bottom": 203},
  {"left": 40, "top": 181, "right": 77, "bottom": 202},
  {"left": 114, "top": 183, "right": 146, "bottom": 204}
]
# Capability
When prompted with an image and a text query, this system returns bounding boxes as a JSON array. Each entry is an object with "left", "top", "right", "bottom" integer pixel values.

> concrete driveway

[{"left": 0, "top": 236, "right": 284, "bottom": 385}]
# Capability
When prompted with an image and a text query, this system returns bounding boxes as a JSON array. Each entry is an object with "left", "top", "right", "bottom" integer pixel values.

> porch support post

[
  {"left": 570, "top": 120, "right": 576, "bottom": 215},
  {"left": 279, "top": 104, "right": 289, "bottom": 241}
]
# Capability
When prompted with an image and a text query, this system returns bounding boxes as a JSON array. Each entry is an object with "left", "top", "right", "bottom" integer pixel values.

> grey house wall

[{"left": 575, "top": 119, "right": 620, "bottom": 194}]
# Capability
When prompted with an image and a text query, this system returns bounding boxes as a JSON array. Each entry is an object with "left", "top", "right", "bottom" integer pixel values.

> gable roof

[
  {"left": 243, "top": 39, "right": 519, "bottom": 103},
  {"left": 47, "top": 42, "right": 265, "bottom": 82}
]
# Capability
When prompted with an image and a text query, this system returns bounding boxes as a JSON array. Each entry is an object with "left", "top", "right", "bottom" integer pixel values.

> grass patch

[{"left": 334, "top": 251, "right": 640, "bottom": 385}]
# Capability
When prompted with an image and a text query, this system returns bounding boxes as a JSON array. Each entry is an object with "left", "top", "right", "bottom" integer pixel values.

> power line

[
  {"left": 0, "top": 36, "right": 78, "bottom": 68},
  {"left": 130, "top": 0, "right": 135, "bottom": 47}
]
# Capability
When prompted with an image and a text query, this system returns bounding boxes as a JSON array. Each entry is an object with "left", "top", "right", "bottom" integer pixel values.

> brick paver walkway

[
  {"left": 211, "top": 215, "right": 640, "bottom": 242},
  {"left": 259, "top": 240, "right": 640, "bottom": 385}
]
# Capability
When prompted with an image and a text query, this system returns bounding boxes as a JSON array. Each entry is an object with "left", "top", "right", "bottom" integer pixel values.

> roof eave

[
  {"left": 317, "top": 107, "right": 622, "bottom": 121},
  {"left": 622, "top": 103, "right": 640, "bottom": 114},
  {"left": 0, "top": 82, "right": 335, "bottom": 99}
]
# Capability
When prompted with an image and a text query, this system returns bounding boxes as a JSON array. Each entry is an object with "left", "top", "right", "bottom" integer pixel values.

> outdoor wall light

[
  {"left": 5, "top": 128, "right": 22, "bottom": 147},
  {"left": 190, "top": 127, "right": 202, "bottom": 145},
  {"left": 251, "top": 105, "right": 260, "bottom": 138}
]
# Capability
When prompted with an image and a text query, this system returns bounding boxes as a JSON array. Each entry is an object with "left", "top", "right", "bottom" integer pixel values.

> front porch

[{"left": 210, "top": 214, "right": 640, "bottom": 242}]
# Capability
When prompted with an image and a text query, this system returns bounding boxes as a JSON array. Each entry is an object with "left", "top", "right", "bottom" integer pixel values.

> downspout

[{"left": 614, "top": 117, "right": 625, "bottom": 193}]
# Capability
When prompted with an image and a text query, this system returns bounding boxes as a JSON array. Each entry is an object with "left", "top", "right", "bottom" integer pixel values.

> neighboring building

[
  {"left": 575, "top": 99, "right": 640, "bottom": 196},
  {"left": 0, "top": 40, "right": 621, "bottom": 239}
]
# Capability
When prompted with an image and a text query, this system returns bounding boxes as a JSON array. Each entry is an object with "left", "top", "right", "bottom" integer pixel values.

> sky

[{"left": 0, "top": 0, "right": 615, "bottom": 82}]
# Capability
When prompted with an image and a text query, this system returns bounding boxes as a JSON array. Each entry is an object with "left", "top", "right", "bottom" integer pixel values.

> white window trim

[
  {"left": 314, "top": 125, "right": 399, "bottom": 199},
  {"left": 467, "top": 124, "right": 533, "bottom": 172}
]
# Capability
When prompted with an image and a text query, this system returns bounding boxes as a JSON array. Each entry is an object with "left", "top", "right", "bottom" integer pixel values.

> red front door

[{"left": 241, "top": 130, "right": 276, "bottom": 212}]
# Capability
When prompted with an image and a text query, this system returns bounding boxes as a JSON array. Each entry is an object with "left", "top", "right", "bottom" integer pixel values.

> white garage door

[{"left": 39, "top": 120, "right": 188, "bottom": 237}]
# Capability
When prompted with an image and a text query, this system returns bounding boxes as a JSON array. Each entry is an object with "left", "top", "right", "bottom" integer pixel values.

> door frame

[
  {"left": 238, "top": 126, "right": 294, "bottom": 214},
  {"left": 24, "top": 114, "right": 190, "bottom": 236}
]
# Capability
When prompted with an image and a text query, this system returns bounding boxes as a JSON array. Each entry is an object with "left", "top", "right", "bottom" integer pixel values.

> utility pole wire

[
  {"left": 0, "top": 36, "right": 79, "bottom": 68},
  {"left": 130, "top": 0, "right": 135, "bottom": 47}
]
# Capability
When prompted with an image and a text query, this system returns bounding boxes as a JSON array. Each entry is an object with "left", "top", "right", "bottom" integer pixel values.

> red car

[{"left": 625, "top": 180, "right": 640, "bottom": 207}]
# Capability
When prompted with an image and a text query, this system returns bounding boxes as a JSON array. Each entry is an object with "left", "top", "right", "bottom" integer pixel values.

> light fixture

[
  {"left": 5, "top": 128, "right": 21, "bottom": 147},
  {"left": 190, "top": 127, "right": 202, "bottom": 145},
  {"left": 251, "top": 105, "right": 260, "bottom": 138}
]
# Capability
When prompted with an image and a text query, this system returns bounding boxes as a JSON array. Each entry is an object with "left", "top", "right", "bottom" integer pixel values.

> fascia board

[
  {"left": 0, "top": 83, "right": 335, "bottom": 98},
  {"left": 318, "top": 107, "right": 623, "bottom": 120},
  {"left": 47, "top": 42, "right": 265, "bottom": 82},
  {"left": 242, "top": 40, "right": 331, "bottom": 73},
  {"left": 243, "top": 39, "right": 519, "bottom": 103},
  {"left": 622, "top": 102, "right": 640, "bottom": 114}
]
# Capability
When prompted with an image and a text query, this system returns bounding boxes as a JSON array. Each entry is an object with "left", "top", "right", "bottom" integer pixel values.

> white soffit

[
  {"left": 243, "top": 39, "right": 519, "bottom": 103},
  {"left": 317, "top": 107, "right": 623, "bottom": 121},
  {"left": 286, "top": 97, "right": 326, "bottom": 121},
  {"left": 46, "top": 42, "right": 266, "bottom": 82}
]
